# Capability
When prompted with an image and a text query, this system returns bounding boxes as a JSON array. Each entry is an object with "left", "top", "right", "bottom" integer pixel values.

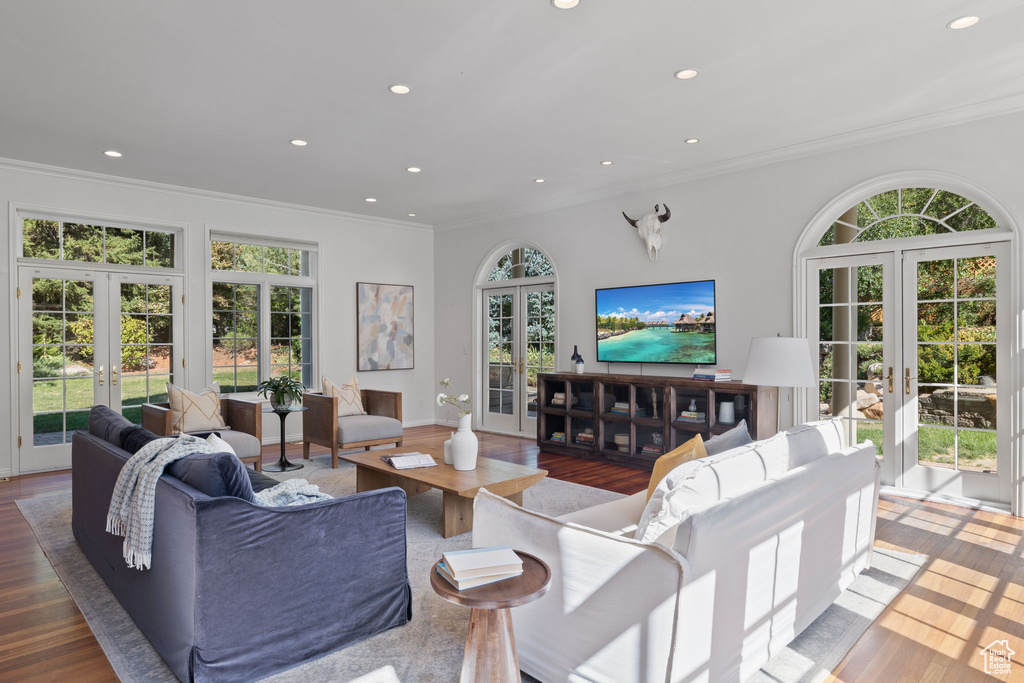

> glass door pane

[
  {"left": 19, "top": 267, "right": 107, "bottom": 472},
  {"left": 808, "top": 253, "right": 895, "bottom": 485},
  {"left": 483, "top": 288, "right": 518, "bottom": 432},
  {"left": 523, "top": 286, "right": 555, "bottom": 422},
  {"left": 115, "top": 278, "right": 181, "bottom": 424},
  {"left": 904, "top": 244, "right": 1006, "bottom": 504}
]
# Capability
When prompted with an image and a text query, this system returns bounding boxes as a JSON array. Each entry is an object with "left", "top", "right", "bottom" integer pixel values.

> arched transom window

[
  {"left": 487, "top": 247, "right": 553, "bottom": 281},
  {"left": 818, "top": 188, "right": 999, "bottom": 246}
]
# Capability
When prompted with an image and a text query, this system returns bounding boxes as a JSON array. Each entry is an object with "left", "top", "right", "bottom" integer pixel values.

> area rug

[{"left": 17, "top": 458, "right": 924, "bottom": 682}]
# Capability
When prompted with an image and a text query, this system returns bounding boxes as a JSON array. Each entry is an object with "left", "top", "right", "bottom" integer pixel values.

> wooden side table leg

[
  {"left": 442, "top": 492, "right": 474, "bottom": 538},
  {"left": 460, "top": 607, "right": 520, "bottom": 683}
]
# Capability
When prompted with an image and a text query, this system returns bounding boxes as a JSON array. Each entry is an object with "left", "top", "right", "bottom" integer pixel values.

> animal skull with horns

[{"left": 622, "top": 204, "right": 671, "bottom": 261}]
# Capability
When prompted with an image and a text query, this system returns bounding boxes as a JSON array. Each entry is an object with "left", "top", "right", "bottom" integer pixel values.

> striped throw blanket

[{"left": 106, "top": 435, "right": 217, "bottom": 570}]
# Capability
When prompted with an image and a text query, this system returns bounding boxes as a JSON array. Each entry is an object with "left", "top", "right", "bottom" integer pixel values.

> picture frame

[{"left": 356, "top": 282, "right": 414, "bottom": 371}]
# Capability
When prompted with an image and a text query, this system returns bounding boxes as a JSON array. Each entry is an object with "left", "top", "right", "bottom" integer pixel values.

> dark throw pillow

[
  {"left": 166, "top": 451, "right": 256, "bottom": 502},
  {"left": 119, "top": 425, "right": 162, "bottom": 454},
  {"left": 89, "top": 405, "right": 134, "bottom": 446}
]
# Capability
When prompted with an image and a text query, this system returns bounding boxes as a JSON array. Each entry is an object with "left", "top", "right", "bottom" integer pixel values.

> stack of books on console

[
  {"left": 551, "top": 392, "right": 566, "bottom": 406},
  {"left": 609, "top": 402, "right": 630, "bottom": 415},
  {"left": 641, "top": 444, "right": 664, "bottom": 457},
  {"left": 575, "top": 430, "right": 595, "bottom": 445},
  {"left": 678, "top": 410, "right": 707, "bottom": 423},
  {"left": 550, "top": 431, "right": 566, "bottom": 443},
  {"left": 692, "top": 368, "right": 732, "bottom": 382},
  {"left": 437, "top": 546, "right": 523, "bottom": 590}
]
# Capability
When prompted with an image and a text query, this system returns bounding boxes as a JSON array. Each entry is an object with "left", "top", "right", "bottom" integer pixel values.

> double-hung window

[{"left": 209, "top": 234, "right": 317, "bottom": 393}]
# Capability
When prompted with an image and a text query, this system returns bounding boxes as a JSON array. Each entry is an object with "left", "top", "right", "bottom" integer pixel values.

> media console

[{"left": 536, "top": 372, "right": 778, "bottom": 471}]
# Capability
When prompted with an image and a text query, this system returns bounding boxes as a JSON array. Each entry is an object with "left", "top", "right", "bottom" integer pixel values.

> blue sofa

[{"left": 71, "top": 408, "right": 412, "bottom": 682}]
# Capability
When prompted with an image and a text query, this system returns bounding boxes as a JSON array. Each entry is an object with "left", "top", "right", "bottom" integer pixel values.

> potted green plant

[{"left": 256, "top": 376, "right": 306, "bottom": 410}]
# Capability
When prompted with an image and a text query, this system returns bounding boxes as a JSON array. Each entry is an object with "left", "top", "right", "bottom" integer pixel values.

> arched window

[
  {"left": 817, "top": 188, "right": 999, "bottom": 246},
  {"left": 487, "top": 247, "right": 554, "bottom": 281}
]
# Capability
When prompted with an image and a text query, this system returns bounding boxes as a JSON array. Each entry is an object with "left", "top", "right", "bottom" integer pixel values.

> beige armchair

[
  {"left": 141, "top": 398, "right": 264, "bottom": 471},
  {"left": 302, "top": 390, "right": 403, "bottom": 468}
]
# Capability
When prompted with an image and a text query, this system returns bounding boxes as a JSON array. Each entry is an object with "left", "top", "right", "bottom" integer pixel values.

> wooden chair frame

[
  {"left": 302, "top": 390, "right": 403, "bottom": 468},
  {"left": 141, "top": 398, "right": 264, "bottom": 471}
]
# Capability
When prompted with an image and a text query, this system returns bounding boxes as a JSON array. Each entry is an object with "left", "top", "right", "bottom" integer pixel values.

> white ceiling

[{"left": 1, "top": 1, "right": 1023, "bottom": 227}]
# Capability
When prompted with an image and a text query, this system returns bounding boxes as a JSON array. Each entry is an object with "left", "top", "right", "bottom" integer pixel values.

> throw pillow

[
  {"left": 206, "top": 433, "right": 235, "bottom": 455},
  {"left": 166, "top": 384, "right": 227, "bottom": 433},
  {"left": 322, "top": 375, "right": 366, "bottom": 417},
  {"left": 119, "top": 425, "right": 162, "bottom": 454},
  {"left": 88, "top": 405, "right": 134, "bottom": 445},
  {"left": 166, "top": 450, "right": 255, "bottom": 502},
  {"left": 646, "top": 434, "right": 706, "bottom": 502},
  {"left": 704, "top": 419, "right": 752, "bottom": 456}
]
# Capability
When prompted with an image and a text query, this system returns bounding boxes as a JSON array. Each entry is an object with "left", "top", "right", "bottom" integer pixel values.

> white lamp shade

[{"left": 743, "top": 337, "right": 816, "bottom": 388}]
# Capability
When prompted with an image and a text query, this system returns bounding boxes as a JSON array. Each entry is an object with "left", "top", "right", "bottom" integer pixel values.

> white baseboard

[
  {"left": 259, "top": 418, "right": 445, "bottom": 445},
  {"left": 403, "top": 418, "right": 442, "bottom": 428},
  {"left": 879, "top": 485, "right": 1011, "bottom": 515}
]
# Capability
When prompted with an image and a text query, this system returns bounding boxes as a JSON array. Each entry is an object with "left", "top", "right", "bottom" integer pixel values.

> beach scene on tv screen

[{"left": 596, "top": 281, "right": 716, "bottom": 364}]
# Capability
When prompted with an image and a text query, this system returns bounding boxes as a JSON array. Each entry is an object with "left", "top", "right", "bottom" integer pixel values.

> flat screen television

[{"left": 596, "top": 280, "right": 717, "bottom": 365}]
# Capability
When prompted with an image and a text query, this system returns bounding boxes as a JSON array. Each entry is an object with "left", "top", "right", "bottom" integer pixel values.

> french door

[
  {"left": 807, "top": 241, "right": 1010, "bottom": 507},
  {"left": 482, "top": 284, "right": 555, "bottom": 435},
  {"left": 17, "top": 267, "right": 184, "bottom": 472}
]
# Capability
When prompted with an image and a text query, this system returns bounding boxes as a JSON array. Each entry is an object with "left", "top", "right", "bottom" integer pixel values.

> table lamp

[{"left": 742, "top": 336, "right": 816, "bottom": 429}]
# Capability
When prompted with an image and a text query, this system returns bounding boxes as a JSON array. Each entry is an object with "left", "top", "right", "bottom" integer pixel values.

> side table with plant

[{"left": 256, "top": 376, "right": 306, "bottom": 410}]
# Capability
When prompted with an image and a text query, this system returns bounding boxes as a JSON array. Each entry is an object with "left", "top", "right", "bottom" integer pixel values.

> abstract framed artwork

[{"left": 356, "top": 282, "right": 414, "bottom": 371}]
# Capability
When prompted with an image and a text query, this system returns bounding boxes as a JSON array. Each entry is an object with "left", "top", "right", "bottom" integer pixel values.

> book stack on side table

[{"left": 437, "top": 546, "right": 524, "bottom": 590}]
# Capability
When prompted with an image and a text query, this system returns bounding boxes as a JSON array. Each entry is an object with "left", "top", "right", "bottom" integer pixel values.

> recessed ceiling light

[
  {"left": 365, "top": 197, "right": 377, "bottom": 203},
  {"left": 406, "top": 167, "right": 421, "bottom": 173},
  {"left": 408, "top": 213, "right": 417, "bottom": 217},
  {"left": 600, "top": 160, "right": 613, "bottom": 166},
  {"left": 534, "top": 178, "right": 545, "bottom": 183},
  {"left": 685, "top": 138, "right": 700, "bottom": 144},
  {"left": 551, "top": 0, "right": 580, "bottom": 8},
  {"left": 674, "top": 69, "right": 699, "bottom": 80},
  {"left": 947, "top": 15, "right": 980, "bottom": 29},
  {"left": 104, "top": 150, "right": 122, "bottom": 157},
  {"left": 389, "top": 84, "right": 411, "bottom": 95},
  {"left": 290, "top": 139, "right": 308, "bottom": 146}
]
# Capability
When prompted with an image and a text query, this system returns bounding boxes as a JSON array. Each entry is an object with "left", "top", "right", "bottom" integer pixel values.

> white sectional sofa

[{"left": 473, "top": 419, "right": 880, "bottom": 683}]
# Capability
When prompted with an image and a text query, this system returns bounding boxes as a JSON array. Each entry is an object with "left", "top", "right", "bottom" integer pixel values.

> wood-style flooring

[{"left": 0, "top": 425, "right": 1021, "bottom": 682}]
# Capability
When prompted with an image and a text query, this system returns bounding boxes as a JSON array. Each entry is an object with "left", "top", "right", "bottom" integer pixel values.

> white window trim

[{"left": 205, "top": 226, "right": 321, "bottom": 399}]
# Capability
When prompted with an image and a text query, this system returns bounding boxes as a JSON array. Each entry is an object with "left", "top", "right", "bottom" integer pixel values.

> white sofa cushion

[
  {"left": 785, "top": 418, "right": 845, "bottom": 468},
  {"left": 558, "top": 491, "right": 647, "bottom": 537}
]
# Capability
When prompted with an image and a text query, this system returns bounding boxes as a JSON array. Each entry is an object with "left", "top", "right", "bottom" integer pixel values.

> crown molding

[
  {"left": 0, "top": 156, "right": 434, "bottom": 232},
  {"left": 435, "top": 91, "right": 1024, "bottom": 233}
]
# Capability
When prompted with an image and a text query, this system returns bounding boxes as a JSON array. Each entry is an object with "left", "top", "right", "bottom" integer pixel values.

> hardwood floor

[{"left": 1, "top": 425, "right": 1021, "bottom": 681}]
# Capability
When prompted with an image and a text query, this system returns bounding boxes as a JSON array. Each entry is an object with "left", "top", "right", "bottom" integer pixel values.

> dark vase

[{"left": 570, "top": 345, "right": 580, "bottom": 363}]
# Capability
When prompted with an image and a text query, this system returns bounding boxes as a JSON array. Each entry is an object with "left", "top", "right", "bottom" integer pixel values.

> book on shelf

[
  {"left": 678, "top": 411, "right": 707, "bottom": 420},
  {"left": 641, "top": 445, "right": 664, "bottom": 456},
  {"left": 379, "top": 452, "right": 438, "bottom": 470},
  {"left": 692, "top": 368, "right": 732, "bottom": 382},
  {"left": 436, "top": 562, "right": 523, "bottom": 590},
  {"left": 442, "top": 546, "right": 523, "bottom": 580},
  {"left": 550, "top": 431, "right": 566, "bottom": 443}
]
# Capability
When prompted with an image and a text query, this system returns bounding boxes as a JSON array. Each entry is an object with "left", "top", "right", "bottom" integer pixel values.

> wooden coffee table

[
  {"left": 430, "top": 550, "right": 551, "bottom": 682},
  {"left": 342, "top": 446, "right": 547, "bottom": 538}
]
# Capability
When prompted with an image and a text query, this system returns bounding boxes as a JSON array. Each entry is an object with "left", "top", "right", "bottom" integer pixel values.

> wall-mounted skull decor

[{"left": 622, "top": 204, "right": 671, "bottom": 261}]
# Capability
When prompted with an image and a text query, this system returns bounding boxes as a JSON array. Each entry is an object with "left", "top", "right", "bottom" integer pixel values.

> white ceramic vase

[
  {"left": 451, "top": 414, "right": 479, "bottom": 471},
  {"left": 443, "top": 431, "right": 454, "bottom": 465}
]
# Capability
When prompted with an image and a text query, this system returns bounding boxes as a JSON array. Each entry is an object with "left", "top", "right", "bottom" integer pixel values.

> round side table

[
  {"left": 430, "top": 550, "right": 551, "bottom": 683},
  {"left": 261, "top": 406, "right": 307, "bottom": 472}
]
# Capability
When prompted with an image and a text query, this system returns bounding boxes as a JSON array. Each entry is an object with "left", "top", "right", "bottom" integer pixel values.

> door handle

[
  {"left": 905, "top": 368, "right": 917, "bottom": 395},
  {"left": 520, "top": 357, "right": 525, "bottom": 375},
  {"left": 98, "top": 366, "right": 104, "bottom": 386},
  {"left": 886, "top": 367, "right": 894, "bottom": 394},
  {"left": 112, "top": 365, "right": 119, "bottom": 386}
]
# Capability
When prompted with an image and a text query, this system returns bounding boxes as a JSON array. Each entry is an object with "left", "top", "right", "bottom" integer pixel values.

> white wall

[
  {"left": 433, "top": 110, "right": 1024, "bottom": 429},
  {"left": 0, "top": 162, "right": 434, "bottom": 477}
]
